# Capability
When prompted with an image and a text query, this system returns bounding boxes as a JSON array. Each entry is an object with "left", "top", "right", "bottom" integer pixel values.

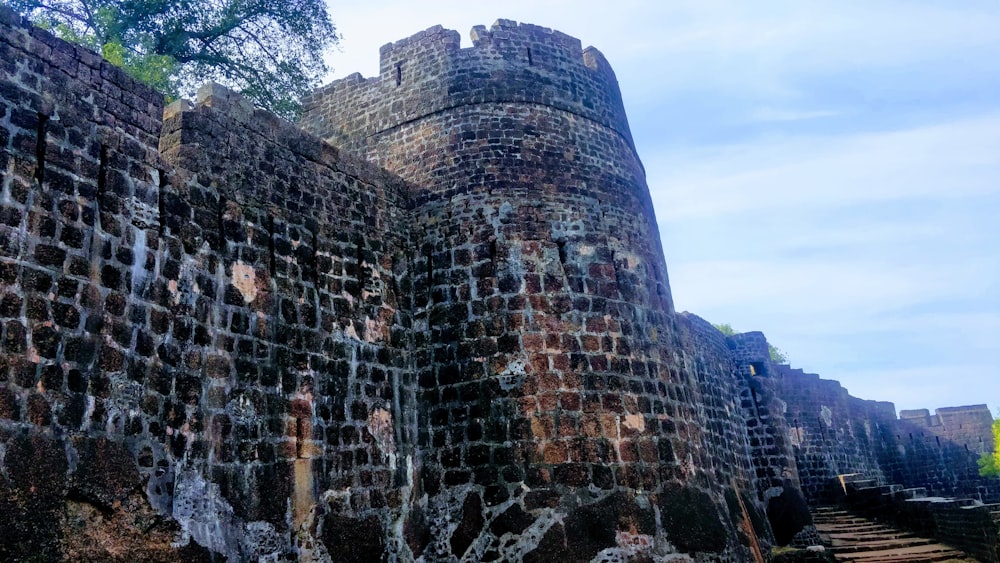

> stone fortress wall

[
  {"left": 0, "top": 8, "right": 995, "bottom": 562},
  {"left": 899, "top": 404, "right": 995, "bottom": 456},
  {"left": 0, "top": 7, "right": 415, "bottom": 560},
  {"left": 769, "top": 367, "right": 996, "bottom": 505},
  {"left": 301, "top": 19, "right": 770, "bottom": 562}
]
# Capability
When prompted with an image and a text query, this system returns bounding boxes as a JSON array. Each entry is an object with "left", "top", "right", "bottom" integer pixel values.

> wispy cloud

[
  {"left": 649, "top": 113, "right": 1000, "bottom": 221},
  {"left": 327, "top": 1, "right": 1000, "bottom": 413},
  {"left": 655, "top": 108, "right": 1000, "bottom": 411},
  {"left": 836, "top": 364, "right": 999, "bottom": 413},
  {"left": 748, "top": 107, "right": 841, "bottom": 123}
]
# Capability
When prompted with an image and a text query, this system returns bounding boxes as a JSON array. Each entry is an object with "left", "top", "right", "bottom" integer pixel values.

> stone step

[
  {"left": 810, "top": 508, "right": 974, "bottom": 563},
  {"left": 824, "top": 530, "right": 918, "bottom": 541},
  {"left": 830, "top": 536, "right": 935, "bottom": 553},
  {"left": 847, "top": 480, "right": 879, "bottom": 491},
  {"left": 837, "top": 545, "right": 970, "bottom": 562},
  {"left": 900, "top": 488, "right": 928, "bottom": 499},
  {"left": 814, "top": 523, "right": 898, "bottom": 533}
]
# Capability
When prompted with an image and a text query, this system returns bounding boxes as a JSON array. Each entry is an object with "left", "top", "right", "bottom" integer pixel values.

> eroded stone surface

[{"left": 0, "top": 6, "right": 996, "bottom": 562}]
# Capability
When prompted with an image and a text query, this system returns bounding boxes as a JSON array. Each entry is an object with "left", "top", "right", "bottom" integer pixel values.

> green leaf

[
  {"left": 712, "top": 323, "right": 736, "bottom": 336},
  {"left": 9, "top": 0, "right": 338, "bottom": 118},
  {"left": 711, "top": 322, "right": 789, "bottom": 363},
  {"left": 768, "top": 344, "right": 788, "bottom": 364}
]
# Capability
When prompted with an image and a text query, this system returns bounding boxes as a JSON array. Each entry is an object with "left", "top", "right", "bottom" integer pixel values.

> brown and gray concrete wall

[
  {"left": 304, "top": 20, "right": 775, "bottom": 561},
  {"left": 770, "top": 366, "right": 897, "bottom": 505},
  {"left": 899, "top": 404, "right": 995, "bottom": 456},
  {"left": 1, "top": 11, "right": 783, "bottom": 561},
  {"left": 0, "top": 6, "right": 417, "bottom": 560},
  {"left": 14, "top": 8, "right": 993, "bottom": 562},
  {"left": 891, "top": 405, "right": 997, "bottom": 502},
  {"left": 156, "top": 85, "right": 416, "bottom": 560},
  {"left": 751, "top": 330, "right": 997, "bottom": 506},
  {"left": 724, "top": 331, "right": 817, "bottom": 546},
  {"left": 0, "top": 7, "right": 182, "bottom": 560}
]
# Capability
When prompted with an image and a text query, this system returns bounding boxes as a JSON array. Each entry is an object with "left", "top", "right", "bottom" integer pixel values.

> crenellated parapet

[
  {"left": 8, "top": 7, "right": 995, "bottom": 561},
  {"left": 300, "top": 19, "right": 634, "bottom": 156}
]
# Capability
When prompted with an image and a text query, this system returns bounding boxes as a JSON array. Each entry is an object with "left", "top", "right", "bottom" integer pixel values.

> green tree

[
  {"left": 713, "top": 323, "right": 736, "bottom": 336},
  {"left": 768, "top": 345, "right": 788, "bottom": 364},
  {"left": 978, "top": 418, "right": 1000, "bottom": 478},
  {"left": 7, "top": 0, "right": 337, "bottom": 119},
  {"left": 711, "top": 322, "right": 789, "bottom": 363}
]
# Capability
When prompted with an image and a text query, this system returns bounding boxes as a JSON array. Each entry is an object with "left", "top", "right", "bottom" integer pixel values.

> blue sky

[{"left": 322, "top": 1, "right": 1000, "bottom": 414}]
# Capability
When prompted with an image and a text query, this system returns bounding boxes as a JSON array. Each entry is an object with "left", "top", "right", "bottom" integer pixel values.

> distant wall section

[{"left": 764, "top": 354, "right": 995, "bottom": 504}]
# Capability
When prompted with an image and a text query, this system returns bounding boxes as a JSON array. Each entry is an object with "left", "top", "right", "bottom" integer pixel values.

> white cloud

[
  {"left": 749, "top": 107, "right": 841, "bottom": 123},
  {"left": 321, "top": 1, "right": 1000, "bottom": 413},
  {"left": 833, "top": 364, "right": 999, "bottom": 413},
  {"left": 324, "top": 0, "right": 1000, "bottom": 87},
  {"left": 670, "top": 256, "right": 993, "bottom": 318},
  {"left": 648, "top": 113, "right": 1000, "bottom": 221}
]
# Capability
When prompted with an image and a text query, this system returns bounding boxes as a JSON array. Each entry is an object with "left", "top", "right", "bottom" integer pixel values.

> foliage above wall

[
  {"left": 713, "top": 323, "right": 789, "bottom": 363},
  {"left": 978, "top": 418, "right": 1000, "bottom": 477},
  {"left": 6, "top": 0, "right": 338, "bottom": 119}
]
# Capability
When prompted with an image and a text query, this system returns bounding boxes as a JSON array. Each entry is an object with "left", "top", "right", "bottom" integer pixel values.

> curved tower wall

[{"left": 303, "top": 20, "right": 766, "bottom": 561}]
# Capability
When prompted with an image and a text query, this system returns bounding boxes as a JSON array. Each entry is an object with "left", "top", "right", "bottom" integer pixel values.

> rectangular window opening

[
  {"left": 749, "top": 387, "right": 762, "bottom": 424},
  {"left": 295, "top": 417, "right": 306, "bottom": 458},
  {"left": 311, "top": 229, "right": 319, "bottom": 283},
  {"left": 96, "top": 145, "right": 109, "bottom": 217},
  {"left": 353, "top": 236, "right": 366, "bottom": 300},
  {"left": 156, "top": 169, "right": 167, "bottom": 236},
  {"left": 216, "top": 197, "right": 227, "bottom": 250},
  {"left": 267, "top": 216, "right": 277, "bottom": 278},
  {"left": 34, "top": 113, "right": 49, "bottom": 185},
  {"left": 425, "top": 246, "right": 434, "bottom": 311}
]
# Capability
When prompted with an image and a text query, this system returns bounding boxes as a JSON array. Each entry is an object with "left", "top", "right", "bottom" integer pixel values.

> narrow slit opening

[
  {"left": 425, "top": 246, "right": 433, "bottom": 310},
  {"left": 216, "top": 197, "right": 226, "bottom": 250},
  {"left": 156, "top": 169, "right": 167, "bottom": 236},
  {"left": 395, "top": 62, "right": 402, "bottom": 86},
  {"left": 353, "top": 236, "right": 366, "bottom": 301},
  {"left": 267, "top": 216, "right": 277, "bottom": 278},
  {"left": 311, "top": 229, "right": 319, "bottom": 283},
  {"left": 96, "top": 145, "right": 108, "bottom": 215},
  {"left": 750, "top": 386, "right": 762, "bottom": 424},
  {"left": 526, "top": 47, "right": 533, "bottom": 66},
  {"left": 390, "top": 257, "right": 401, "bottom": 301},
  {"left": 295, "top": 418, "right": 306, "bottom": 458},
  {"left": 34, "top": 113, "right": 49, "bottom": 185}
]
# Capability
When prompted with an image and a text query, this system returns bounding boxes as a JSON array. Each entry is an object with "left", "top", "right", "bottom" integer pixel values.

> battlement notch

[{"left": 300, "top": 19, "right": 634, "bottom": 155}]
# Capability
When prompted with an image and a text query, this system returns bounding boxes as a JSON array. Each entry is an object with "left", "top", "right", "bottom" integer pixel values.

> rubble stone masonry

[{"left": 0, "top": 9, "right": 996, "bottom": 562}]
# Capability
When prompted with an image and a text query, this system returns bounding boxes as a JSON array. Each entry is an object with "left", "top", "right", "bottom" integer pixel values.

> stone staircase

[{"left": 812, "top": 507, "right": 975, "bottom": 562}]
